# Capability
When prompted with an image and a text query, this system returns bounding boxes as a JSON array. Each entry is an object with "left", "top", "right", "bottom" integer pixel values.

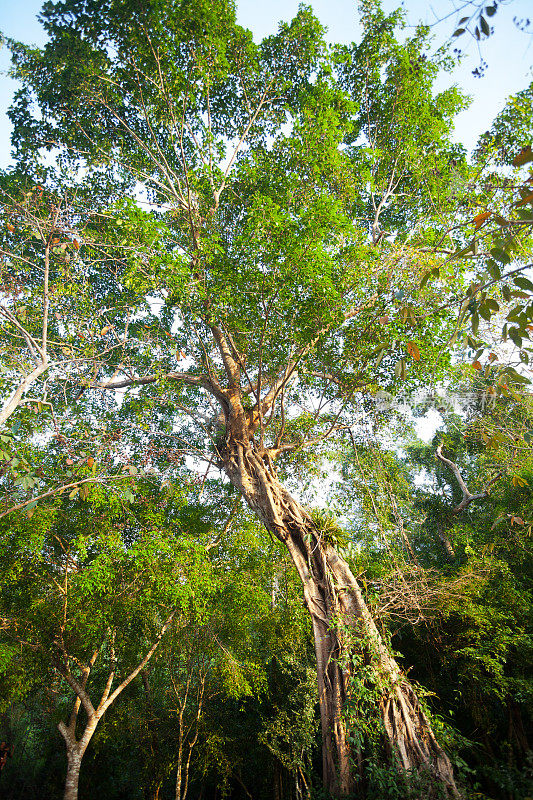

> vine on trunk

[{"left": 221, "top": 430, "right": 460, "bottom": 798}]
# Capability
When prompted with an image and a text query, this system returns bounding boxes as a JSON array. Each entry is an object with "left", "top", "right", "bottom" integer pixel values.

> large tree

[{"left": 3, "top": 0, "right": 521, "bottom": 794}]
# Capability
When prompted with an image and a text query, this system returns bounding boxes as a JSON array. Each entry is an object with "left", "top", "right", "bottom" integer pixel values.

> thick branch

[
  {"left": 59, "top": 670, "right": 97, "bottom": 719},
  {"left": 436, "top": 444, "right": 501, "bottom": 514},
  {"left": 210, "top": 325, "right": 241, "bottom": 393},
  {"left": 67, "top": 649, "right": 99, "bottom": 734},
  {"left": 0, "top": 360, "right": 49, "bottom": 428},
  {"left": 93, "top": 369, "right": 227, "bottom": 405}
]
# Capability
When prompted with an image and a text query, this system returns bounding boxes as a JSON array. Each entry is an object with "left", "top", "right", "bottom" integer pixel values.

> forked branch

[{"left": 436, "top": 444, "right": 501, "bottom": 514}]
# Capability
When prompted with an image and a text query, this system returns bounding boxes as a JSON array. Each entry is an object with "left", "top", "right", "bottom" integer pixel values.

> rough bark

[
  {"left": 507, "top": 698, "right": 530, "bottom": 761},
  {"left": 63, "top": 750, "right": 82, "bottom": 800},
  {"left": 222, "top": 432, "right": 460, "bottom": 798}
]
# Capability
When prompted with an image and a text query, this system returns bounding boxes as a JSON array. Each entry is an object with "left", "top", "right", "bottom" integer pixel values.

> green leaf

[
  {"left": 394, "top": 358, "right": 406, "bottom": 380},
  {"left": 375, "top": 347, "right": 387, "bottom": 367},
  {"left": 506, "top": 305, "right": 524, "bottom": 322},
  {"left": 420, "top": 271, "right": 433, "bottom": 289},
  {"left": 513, "top": 276, "right": 533, "bottom": 292},
  {"left": 486, "top": 260, "right": 501, "bottom": 281},
  {"left": 452, "top": 241, "right": 476, "bottom": 259},
  {"left": 490, "top": 247, "right": 511, "bottom": 265},
  {"left": 478, "top": 302, "right": 491, "bottom": 321}
]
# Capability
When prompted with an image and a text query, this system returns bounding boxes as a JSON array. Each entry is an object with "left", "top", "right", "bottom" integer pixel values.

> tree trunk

[
  {"left": 64, "top": 750, "right": 82, "bottom": 800},
  {"left": 223, "top": 437, "right": 459, "bottom": 798},
  {"left": 273, "top": 761, "right": 282, "bottom": 800},
  {"left": 175, "top": 751, "right": 183, "bottom": 800},
  {"left": 437, "top": 520, "right": 456, "bottom": 561},
  {"left": 59, "top": 714, "right": 99, "bottom": 800}
]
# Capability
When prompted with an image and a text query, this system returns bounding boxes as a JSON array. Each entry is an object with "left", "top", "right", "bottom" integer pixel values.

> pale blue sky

[{"left": 0, "top": 0, "right": 531, "bottom": 166}]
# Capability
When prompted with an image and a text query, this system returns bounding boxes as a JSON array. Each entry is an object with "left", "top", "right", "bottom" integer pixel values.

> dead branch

[{"left": 436, "top": 444, "right": 502, "bottom": 514}]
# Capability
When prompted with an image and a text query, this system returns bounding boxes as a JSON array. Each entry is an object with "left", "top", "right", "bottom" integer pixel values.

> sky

[{"left": 0, "top": 0, "right": 531, "bottom": 165}]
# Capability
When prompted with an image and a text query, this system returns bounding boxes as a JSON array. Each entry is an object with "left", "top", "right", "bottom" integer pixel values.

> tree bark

[
  {"left": 60, "top": 721, "right": 97, "bottom": 800},
  {"left": 437, "top": 520, "right": 456, "bottom": 561},
  {"left": 175, "top": 723, "right": 183, "bottom": 800},
  {"left": 63, "top": 750, "right": 82, "bottom": 800},
  {"left": 222, "top": 435, "right": 459, "bottom": 798}
]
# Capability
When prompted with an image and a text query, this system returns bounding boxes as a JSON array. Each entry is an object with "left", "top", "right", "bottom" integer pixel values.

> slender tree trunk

[
  {"left": 57, "top": 617, "right": 173, "bottom": 800},
  {"left": 274, "top": 761, "right": 281, "bottom": 800},
  {"left": 507, "top": 698, "right": 530, "bottom": 761},
  {"left": 63, "top": 749, "right": 82, "bottom": 800},
  {"left": 223, "top": 436, "right": 459, "bottom": 798},
  {"left": 175, "top": 746, "right": 182, "bottom": 799},
  {"left": 59, "top": 717, "right": 99, "bottom": 800},
  {"left": 175, "top": 719, "right": 184, "bottom": 800},
  {"left": 141, "top": 671, "right": 164, "bottom": 800}
]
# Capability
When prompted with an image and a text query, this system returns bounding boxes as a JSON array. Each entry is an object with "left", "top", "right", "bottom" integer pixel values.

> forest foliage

[{"left": 0, "top": 0, "right": 532, "bottom": 798}]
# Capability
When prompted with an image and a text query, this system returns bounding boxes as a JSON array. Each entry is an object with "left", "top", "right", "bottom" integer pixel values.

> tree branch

[
  {"left": 100, "top": 609, "right": 176, "bottom": 714},
  {"left": 436, "top": 444, "right": 502, "bottom": 514}
]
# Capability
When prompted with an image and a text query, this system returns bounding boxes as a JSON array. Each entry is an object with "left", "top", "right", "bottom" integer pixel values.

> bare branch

[
  {"left": 436, "top": 444, "right": 502, "bottom": 514},
  {"left": 0, "top": 361, "right": 50, "bottom": 428},
  {"left": 0, "top": 305, "right": 43, "bottom": 361},
  {"left": 93, "top": 369, "right": 226, "bottom": 404}
]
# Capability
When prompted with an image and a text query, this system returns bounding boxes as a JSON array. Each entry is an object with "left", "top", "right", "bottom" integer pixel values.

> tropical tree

[
  {"left": 0, "top": 480, "right": 214, "bottom": 800},
  {"left": 3, "top": 0, "right": 529, "bottom": 794},
  {"left": 78, "top": 504, "right": 316, "bottom": 800}
]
